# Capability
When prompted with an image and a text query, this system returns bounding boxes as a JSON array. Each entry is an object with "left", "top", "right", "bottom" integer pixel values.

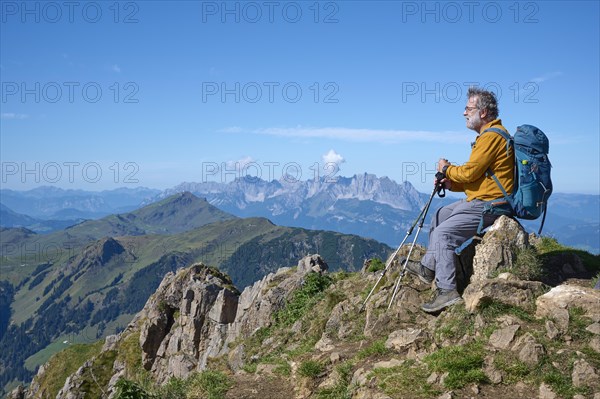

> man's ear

[{"left": 480, "top": 108, "right": 488, "bottom": 120}]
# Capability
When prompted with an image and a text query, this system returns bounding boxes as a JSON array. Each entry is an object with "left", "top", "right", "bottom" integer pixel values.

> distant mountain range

[
  {"left": 2, "top": 176, "right": 599, "bottom": 253},
  {"left": 0, "top": 186, "right": 160, "bottom": 220}
]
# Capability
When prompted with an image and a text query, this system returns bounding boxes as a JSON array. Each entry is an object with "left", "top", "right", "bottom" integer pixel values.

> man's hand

[
  {"left": 438, "top": 177, "right": 452, "bottom": 190},
  {"left": 438, "top": 158, "right": 451, "bottom": 173},
  {"left": 435, "top": 158, "right": 452, "bottom": 190}
]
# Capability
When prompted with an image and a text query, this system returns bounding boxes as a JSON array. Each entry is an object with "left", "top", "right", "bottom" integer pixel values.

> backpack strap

[
  {"left": 483, "top": 127, "right": 512, "bottom": 156},
  {"left": 538, "top": 201, "right": 548, "bottom": 235},
  {"left": 472, "top": 127, "right": 517, "bottom": 235},
  {"left": 481, "top": 127, "right": 516, "bottom": 213}
]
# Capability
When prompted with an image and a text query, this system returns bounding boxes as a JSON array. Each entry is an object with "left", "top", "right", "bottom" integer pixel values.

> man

[{"left": 406, "top": 87, "right": 515, "bottom": 313}]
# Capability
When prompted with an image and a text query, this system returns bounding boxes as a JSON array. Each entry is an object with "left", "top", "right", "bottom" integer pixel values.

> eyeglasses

[{"left": 464, "top": 106, "right": 479, "bottom": 112}]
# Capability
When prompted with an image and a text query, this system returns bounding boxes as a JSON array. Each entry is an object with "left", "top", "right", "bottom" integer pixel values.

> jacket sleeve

[
  {"left": 450, "top": 181, "right": 464, "bottom": 192},
  {"left": 445, "top": 132, "right": 506, "bottom": 184}
]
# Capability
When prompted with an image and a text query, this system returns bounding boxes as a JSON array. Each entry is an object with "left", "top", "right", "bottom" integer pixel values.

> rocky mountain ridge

[
  {"left": 155, "top": 173, "right": 425, "bottom": 212},
  {"left": 13, "top": 216, "right": 600, "bottom": 399}
]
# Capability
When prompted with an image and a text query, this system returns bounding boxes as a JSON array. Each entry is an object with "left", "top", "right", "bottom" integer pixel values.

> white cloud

[
  {"left": 322, "top": 149, "right": 345, "bottom": 166},
  {"left": 531, "top": 71, "right": 562, "bottom": 83},
  {"left": 221, "top": 126, "right": 471, "bottom": 144},
  {"left": 1, "top": 113, "right": 28, "bottom": 120},
  {"left": 225, "top": 156, "right": 256, "bottom": 172}
]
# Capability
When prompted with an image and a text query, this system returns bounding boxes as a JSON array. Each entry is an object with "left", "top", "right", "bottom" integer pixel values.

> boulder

[
  {"left": 470, "top": 216, "right": 529, "bottom": 283},
  {"left": 297, "top": 254, "right": 328, "bottom": 275},
  {"left": 463, "top": 273, "right": 546, "bottom": 313}
]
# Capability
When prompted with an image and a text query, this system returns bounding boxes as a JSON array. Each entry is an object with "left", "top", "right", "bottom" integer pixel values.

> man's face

[{"left": 464, "top": 96, "right": 483, "bottom": 132}]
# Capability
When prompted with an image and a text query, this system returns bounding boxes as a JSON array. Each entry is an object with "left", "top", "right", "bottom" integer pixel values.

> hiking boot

[
  {"left": 403, "top": 258, "right": 434, "bottom": 284},
  {"left": 421, "top": 288, "right": 462, "bottom": 313}
]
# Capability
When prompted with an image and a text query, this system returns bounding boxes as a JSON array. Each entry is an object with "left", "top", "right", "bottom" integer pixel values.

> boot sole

[{"left": 421, "top": 296, "right": 463, "bottom": 313}]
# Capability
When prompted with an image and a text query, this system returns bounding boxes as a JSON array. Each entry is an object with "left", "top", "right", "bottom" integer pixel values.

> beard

[{"left": 466, "top": 111, "right": 483, "bottom": 132}]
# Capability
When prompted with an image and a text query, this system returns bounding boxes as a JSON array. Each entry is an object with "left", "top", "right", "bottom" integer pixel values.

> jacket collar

[{"left": 478, "top": 119, "right": 503, "bottom": 135}]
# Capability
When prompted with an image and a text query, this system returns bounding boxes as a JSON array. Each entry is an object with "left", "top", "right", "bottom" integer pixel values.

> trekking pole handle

[{"left": 435, "top": 172, "right": 446, "bottom": 198}]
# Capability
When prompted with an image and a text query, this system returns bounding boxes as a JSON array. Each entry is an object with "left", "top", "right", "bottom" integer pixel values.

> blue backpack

[{"left": 484, "top": 125, "right": 553, "bottom": 234}]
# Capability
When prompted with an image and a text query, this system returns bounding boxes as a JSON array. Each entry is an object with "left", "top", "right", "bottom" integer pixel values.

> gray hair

[{"left": 467, "top": 87, "right": 499, "bottom": 120}]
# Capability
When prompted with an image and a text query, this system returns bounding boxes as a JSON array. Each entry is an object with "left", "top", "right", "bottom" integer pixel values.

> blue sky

[{"left": 1, "top": 1, "right": 599, "bottom": 194}]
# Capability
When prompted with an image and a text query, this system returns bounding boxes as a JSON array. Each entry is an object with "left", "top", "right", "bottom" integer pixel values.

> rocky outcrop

[
  {"left": 34, "top": 255, "right": 328, "bottom": 397},
  {"left": 136, "top": 263, "right": 240, "bottom": 383},
  {"left": 134, "top": 257, "right": 325, "bottom": 383}
]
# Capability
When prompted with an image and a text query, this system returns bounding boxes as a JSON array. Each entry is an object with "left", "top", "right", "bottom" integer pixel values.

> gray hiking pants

[{"left": 420, "top": 199, "right": 498, "bottom": 290}]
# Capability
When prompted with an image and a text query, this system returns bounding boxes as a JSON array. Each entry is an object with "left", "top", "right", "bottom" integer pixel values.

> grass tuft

[
  {"left": 274, "top": 273, "right": 333, "bottom": 327},
  {"left": 424, "top": 342, "right": 488, "bottom": 389},
  {"left": 371, "top": 361, "right": 440, "bottom": 398},
  {"left": 298, "top": 360, "right": 325, "bottom": 378},
  {"left": 356, "top": 339, "right": 389, "bottom": 359}
]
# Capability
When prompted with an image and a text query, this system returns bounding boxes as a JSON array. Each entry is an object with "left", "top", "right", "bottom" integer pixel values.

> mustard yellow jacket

[{"left": 446, "top": 119, "right": 515, "bottom": 201}]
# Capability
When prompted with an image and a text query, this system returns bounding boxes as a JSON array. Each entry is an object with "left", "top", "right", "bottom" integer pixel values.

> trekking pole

[
  {"left": 359, "top": 175, "right": 445, "bottom": 313},
  {"left": 358, "top": 203, "right": 429, "bottom": 313},
  {"left": 387, "top": 174, "right": 446, "bottom": 309}
]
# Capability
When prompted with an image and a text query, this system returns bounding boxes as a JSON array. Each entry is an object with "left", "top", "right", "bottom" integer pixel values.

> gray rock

[
  {"left": 385, "top": 328, "right": 423, "bottom": 351},
  {"left": 536, "top": 285, "right": 600, "bottom": 333},
  {"left": 228, "top": 344, "right": 245, "bottom": 373},
  {"left": 590, "top": 337, "right": 600, "bottom": 353},
  {"left": 438, "top": 390, "right": 453, "bottom": 399},
  {"left": 297, "top": 254, "right": 328, "bottom": 275},
  {"left": 539, "top": 382, "right": 557, "bottom": 399},
  {"left": 427, "top": 372, "right": 440, "bottom": 384},
  {"left": 325, "top": 299, "right": 355, "bottom": 339},
  {"left": 138, "top": 264, "right": 240, "bottom": 383},
  {"left": 106, "top": 359, "right": 126, "bottom": 399},
  {"left": 351, "top": 367, "right": 369, "bottom": 387},
  {"left": 519, "top": 342, "right": 545, "bottom": 366},
  {"left": 55, "top": 359, "right": 93, "bottom": 399},
  {"left": 315, "top": 336, "right": 335, "bottom": 352},
  {"left": 484, "top": 356, "right": 502, "bottom": 384},
  {"left": 470, "top": 216, "right": 529, "bottom": 283},
  {"left": 545, "top": 320, "right": 560, "bottom": 339},
  {"left": 489, "top": 325, "right": 520, "bottom": 349},
  {"left": 572, "top": 358, "right": 599, "bottom": 388},
  {"left": 102, "top": 334, "right": 120, "bottom": 352},
  {"left": 7, "top": 386, "right": 25, "bottom": 399},
  {"left": 463, "top": 274, "right": 545, "bottom": 313},
  {"left": 586, "top": 322, "right": 600, "bottom": 335},
  {"left": 225, "top": 267, "right": 301, "bottom": 345},
  {"left": 330, "top": 352, "right": 342, "bottom": 363},
  {"left": 373, "top": 359, "right": 404, "bottom": 369}
]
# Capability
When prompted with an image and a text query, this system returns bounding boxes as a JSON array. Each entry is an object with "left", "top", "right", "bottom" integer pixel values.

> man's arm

[{"left": 445, "top": 133, "right": 506, "bottom": 184}]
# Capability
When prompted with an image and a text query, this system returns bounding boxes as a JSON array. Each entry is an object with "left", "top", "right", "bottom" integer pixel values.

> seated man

[{"left": 407, "top": 87, "right": 515, "bottom": 313}]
